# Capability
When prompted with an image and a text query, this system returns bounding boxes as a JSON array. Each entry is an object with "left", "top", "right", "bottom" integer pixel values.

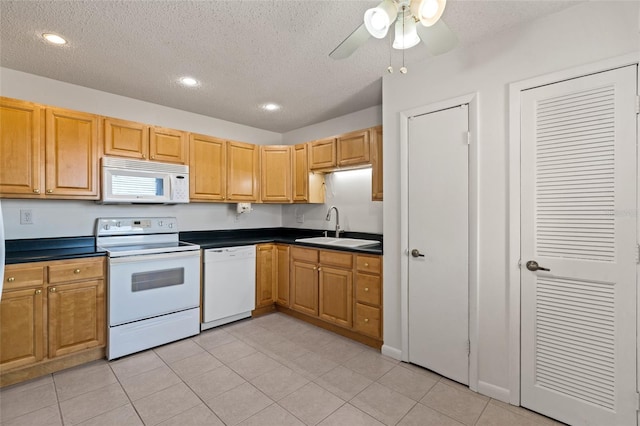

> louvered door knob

[{"left": 526, "top": 261, "right": 550, "bottom": 272}]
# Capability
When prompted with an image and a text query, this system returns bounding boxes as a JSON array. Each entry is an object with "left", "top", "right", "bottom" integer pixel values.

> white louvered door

[{"left": 521, "top": 65, "right": 638, "bottom": 426}]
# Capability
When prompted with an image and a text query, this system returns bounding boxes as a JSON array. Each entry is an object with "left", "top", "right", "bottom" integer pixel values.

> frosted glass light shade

[
  {"left": 364, "top": 0, "right": 398, "bottom": 39},
  {"left": 392, "top": 17, "right": 420, "bottom": 49},
  {"left": 411, "top": 0, "right": 447, "bottom": 27}
]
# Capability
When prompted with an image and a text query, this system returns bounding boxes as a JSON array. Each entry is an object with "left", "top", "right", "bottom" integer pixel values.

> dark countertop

[
  {"left": 180, "top": 227, "right": 383, "bottom": 255},
  {"left": 4, "top": 237, "right": 106, "bottom": 265},
  {"left": 4, "top": 228, "right": 383, "bottom": 264}
]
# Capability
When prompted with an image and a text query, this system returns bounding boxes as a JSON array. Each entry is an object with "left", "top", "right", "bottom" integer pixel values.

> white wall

[
  {"left": 0, "top": 68, "right": 284, "bottom": 238},
  {"left": 382, "top": 1, "right": 639, "bottom": 400},
  {"left": 281, "top": 105, "right": 383, "bottom": 234}
]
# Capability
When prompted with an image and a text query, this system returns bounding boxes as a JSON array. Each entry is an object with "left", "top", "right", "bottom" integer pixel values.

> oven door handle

[{"left": 109, "top": 250, "right": 200, "bottom": 264}]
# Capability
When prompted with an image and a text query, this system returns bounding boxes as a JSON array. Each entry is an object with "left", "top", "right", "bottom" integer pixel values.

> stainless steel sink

[{"left": 294, "top": 237, "right": 380, "bottom": 248}]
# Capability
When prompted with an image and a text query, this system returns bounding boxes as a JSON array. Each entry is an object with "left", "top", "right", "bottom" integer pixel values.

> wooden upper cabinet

[
  {"left": 309, "top": 137, "right": 336, "bottom": 171},
  {"left": 292, "top": 144, "right": 309, "bottom": 202},
  {"left": 103, "top": 117, "right": 149, "bottom": 160},
  {"left": 104, "top": 119, "right": 187, "bottom": 164},
  {"left": 189, "top": 134, "right": 226, "bottom": 201},
  {"left": 371, "top": 126, "right": 383, "bottom": 201},
  {"left": 0, "top": 98, "right": 44, "bottom": 197},
  {"left": 45, "top": 107, "right": 100, "bottom": 199},
  {"left": 261, "top": 145, "right": 292, "bottom": 203},
  {"left": 227, "top": 141, "right": 259, "bottom": 202},
  {"left": 150, "top": 126, "right": 188, "bottom": 164},
  {"left": 337, "top": 129, "right": 370, "bottom": 167}
]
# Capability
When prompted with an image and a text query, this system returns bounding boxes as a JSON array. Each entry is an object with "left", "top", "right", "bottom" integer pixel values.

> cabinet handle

[
  {"left": 364, "top": 262, "right": 369, "bottom": 267},
  {"left": 318, "top": 267, "right": 322, "bottom": 271},
  {"left": 46, "top": 189, "right": 53, "bottom": 194},
  {"left": 313, "top": 266, "right": 317, "bottom": 270},
  {"left": 364, "top": 287, "right": 369, "bottom": 292},
  {"left": 74, "top": 269, "right": 81, "bottom": 274},
  {"left": 364, "top": 318, "right": 369, "bottom": 323},
  {"left": 33, "top": 189, "right": 40, "bottom": 194},
  {"left": 142, "top": 154, "right": 146, "bottom": 159},
  {"left": 7, "top": 277, "right": 15, "bottom": 282},
  {"left": 49, "top": 287, "right": 56, "bottom": 293},
  {"left": 150, "top": 155, "right": 154, "bottom": 159},
  {"left": 35, "top": 289, "right": 42, "bottom": 295}
]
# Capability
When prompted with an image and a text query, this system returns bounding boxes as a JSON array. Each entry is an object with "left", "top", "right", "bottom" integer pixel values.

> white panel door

[
  {"left": 408, "top": 105, "right": 469, "bottom": 384},
  {"left": 521, "top": 65, "right": 638, "bottom": 426}
]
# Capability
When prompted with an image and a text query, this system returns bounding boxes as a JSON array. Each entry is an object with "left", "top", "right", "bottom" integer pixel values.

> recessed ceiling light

[
  {"left": 262, "top": 103, "right": 281, "bottom": 111},
  {"left": 42, "top": 33, "right": 67, "bottom": 45},
  {"left": 179, "top": 76, "right": 199, "bottom": 87}
]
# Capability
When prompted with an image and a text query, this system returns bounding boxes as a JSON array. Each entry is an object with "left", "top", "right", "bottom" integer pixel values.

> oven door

[{"left": 108, "top": 250, "right": 200, "bottom": 326}]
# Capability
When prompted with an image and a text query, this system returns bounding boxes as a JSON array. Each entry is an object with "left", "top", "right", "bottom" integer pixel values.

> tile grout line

[{"left": 106, "top": 359, "right": 145, "bottom": 426}]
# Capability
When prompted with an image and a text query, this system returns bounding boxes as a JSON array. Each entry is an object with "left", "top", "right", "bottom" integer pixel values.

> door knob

[
  {"left": 526, "top": 261, "right": 550, "bottom": 272},
  {"left": 411, "top": 249, "right": 425, "bottom": 258}
]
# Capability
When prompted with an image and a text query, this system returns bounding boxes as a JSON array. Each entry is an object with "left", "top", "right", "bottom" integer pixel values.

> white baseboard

[
  {"left": 477, "top": 381, "right": 510, "bottom": 403},
  {"left": 381, "top": 344, "right": 402, "bottom": 360}
]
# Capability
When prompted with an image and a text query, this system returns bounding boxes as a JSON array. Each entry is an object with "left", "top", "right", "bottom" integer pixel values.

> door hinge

[
  {"left": 466, "top": 131, "right": 471, "bottom": 145},
  {"left": 636, "top": 244, "right": 640, "bottom": 264},
  {"left": 466, "top": 340, "right": 471, "bottom": 356},
  {"left": 636, "top": 95, "right": 640, "bottom": 114},
  {"left": 517, "top": 259, "right": 522, "bottom": 269},
  {"left": 635, "top": 392, "right": 640, "bottom": 411}
]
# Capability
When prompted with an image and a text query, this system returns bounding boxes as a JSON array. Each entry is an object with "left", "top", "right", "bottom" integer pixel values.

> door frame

[
  {"left": 507, "top": 52, "right": 640, "bottom": 406},
  {"left": 399, "top": 92, "right": 479, "bottom": 392}
]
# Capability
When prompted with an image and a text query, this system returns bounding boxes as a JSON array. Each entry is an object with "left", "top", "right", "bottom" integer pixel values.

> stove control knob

[
  {"left": 169, "top": 223, "right": 173, "bottom": 229},
  {"left": 116, "top": 221, "right": 121, "bottom": 227},
  {"left": 103, "top": 224, "right": 110, "bottom": 230},
  {"left": 158, "top": 221, "right": 163, "bottom": 227}
]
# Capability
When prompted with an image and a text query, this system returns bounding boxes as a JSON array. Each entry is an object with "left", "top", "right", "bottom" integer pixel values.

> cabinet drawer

[
  {"left": 354, "top": 303, "right": 381, "bottom": 339},
  {"left": 356, "top": 255, "right": 381, "bottom": 274},
  {"left": 319, "top": 250, "right": 353, "bottom": 269},
  {"left": 291, "top": 246, "right": 318, "bottom": 263},
  {"left": 48, "top": 258, "right": 104, "bottom": 284},
  {"left": 355, "top": 273, "right": 381, "bottom": 305},
  {"left": 4, "top": 265, "right": 45, "bottom": 290}
]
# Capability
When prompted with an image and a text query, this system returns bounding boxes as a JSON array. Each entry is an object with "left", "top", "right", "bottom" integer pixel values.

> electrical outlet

[
  {"left": 20, "top": 209, "right": 34, "bottom": 225},
  {"left": 296, "top": 212, "right": 304, "bottom": 223}
]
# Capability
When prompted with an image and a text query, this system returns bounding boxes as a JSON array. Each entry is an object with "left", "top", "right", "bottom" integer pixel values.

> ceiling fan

[{"left": 329, "top": 0, "right": 457, "bottom": 61}]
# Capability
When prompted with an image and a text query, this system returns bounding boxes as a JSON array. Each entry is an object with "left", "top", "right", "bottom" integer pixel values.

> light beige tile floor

[{"left": 0, "top": 313, "right": 564, "bottom": 426}]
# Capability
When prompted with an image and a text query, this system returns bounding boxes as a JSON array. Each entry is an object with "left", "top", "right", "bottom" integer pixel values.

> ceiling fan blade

[
  {"left": 416, "top": 19, "right": 458, "bottom": 56},
  {"left": 329, "top": 23, "right": 371, "bottom": 60}
]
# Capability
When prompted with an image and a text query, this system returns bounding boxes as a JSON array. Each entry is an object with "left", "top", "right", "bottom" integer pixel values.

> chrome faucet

[{"left": 325, "top": 206, "right": 341, "bottom": 238}]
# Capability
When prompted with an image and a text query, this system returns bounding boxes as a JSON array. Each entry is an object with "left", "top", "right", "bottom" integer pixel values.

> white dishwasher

[{"left": 202, "top": 245, "right": 256, "bottom": 330}]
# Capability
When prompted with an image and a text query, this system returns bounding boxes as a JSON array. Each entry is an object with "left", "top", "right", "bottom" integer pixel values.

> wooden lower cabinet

[
  {"left": 290, "top": 259, "right": 319, "bottom": 316},
  {"left": 319, "top": 265, "right": 352, "bottom": 328},
  {"left": 0, "top": 257, "right": 106, "bottom": 387},
  {"left": 47, "top": 279, "right": 105, "bottom": 358},
  {"left": 256, "top": 244, "right": 276, "bottom": 309},
  {"left": 353, "top": 254, "right": 382, "bottom": 339},
  {"left": 0, "top": 287, "right": 44, "bottom": 371},
  {"left": 275, "top": 245, "right": 290, "bottom": 307}
]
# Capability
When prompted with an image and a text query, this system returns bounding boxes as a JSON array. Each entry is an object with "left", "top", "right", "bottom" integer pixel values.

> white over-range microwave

[{"left": 101, "top": 157, "right": 189, "bottom": 204}]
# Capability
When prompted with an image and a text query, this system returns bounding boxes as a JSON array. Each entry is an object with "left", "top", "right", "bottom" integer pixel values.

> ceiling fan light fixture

[
  {"left": 411, "top": 0, "right": 447, "bottom": 27},
  {"left": 42, "top": 33, "right": 67, "bottom": 45},
  {"left": 364, "top": 0, "right": 398, "bottom": 39},
  {"left": 392, "top": 16, "right": 420, "bottom": 50}
]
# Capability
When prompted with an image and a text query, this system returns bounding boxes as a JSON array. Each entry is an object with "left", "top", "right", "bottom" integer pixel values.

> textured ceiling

[{"left": 0, "top": 0, "right": 580, "bottom": 133}]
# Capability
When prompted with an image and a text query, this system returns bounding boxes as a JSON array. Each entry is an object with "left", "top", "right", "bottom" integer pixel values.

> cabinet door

[
  {"left": 275, "top": 245, "right": 290, "bottom": 307},
  {"left": 150, "top": 126, "right": 188, "bottom": 164},
  {"left": 261, "top": 146, "right": 292, "bottom": 202},
  {"left": 319, "top": 266, "right": 353, "bottom": 328},
  {"left": 371, "top": 126, "right": 383, "bottom": 201},
  {"left": 337, "top": 129, "right": 370, "bottom": 167},
  {"left": 47, "top": 279, "right": 105, "bottom": 358},
  {"left": 0, "top": 97, "right": 44, "bottom": 197},
  {"left": 309, "top": 138, "right": 336, "bottom": 170},
  {"left": 104, "top": 117, "right": 149, "bottom": 160},
  {"left": 189, "top": 134, "right": 226, "bottom": 201},
  {"left": 45, "top": 108, "right": 100, "bottom": 198},
  {"left": 256, "top": 244, "right": 276, "bottom": 308},
  {"left": 292, "top": 144, "right": 309, "bottom": 202},
  {"left": 0, "top": 288, "right": 44, "bottom": 370},
  {"left": 227, "top": 141, "right": 259, "bottom": 201},
  {"left": 290, "top": 260, "right": 318, "bottom": 316}
]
